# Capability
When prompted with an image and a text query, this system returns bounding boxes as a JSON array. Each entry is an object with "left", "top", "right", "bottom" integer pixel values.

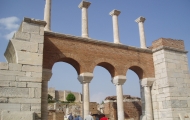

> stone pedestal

[
  {"left": 78, "top": 1, "right": 91, "bottom": 38},
  {"left": 44, "top": 0, "right": 51, "bottom": 31},
  {"left": 141, "top": 78, "right": 155, "bottom": 120},
  {"left": 110, "top": 9, "right": 121, "bottom": 44},
  {"left": 78, "top": 72, "right": 93, "bottom": 119},
  {"left": 112, "top": 75, "right": 126, "bottom": 120},
  {"left": 41, "top": 69, "right": 52, "bottom": 120},
  {"left": 135, "top": 16, "right": 147, "bottom": 48}
]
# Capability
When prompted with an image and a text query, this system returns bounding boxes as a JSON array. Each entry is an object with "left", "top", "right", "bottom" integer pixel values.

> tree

[
  {"left": 48, "top": 94, "right": 53, "bottom": 100},
  {"left": 66, "top": 93, "right": 76, "bottom": 103}
]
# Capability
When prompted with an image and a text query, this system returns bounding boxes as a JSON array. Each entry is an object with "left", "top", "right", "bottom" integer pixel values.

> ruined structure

[
  {"left": 98, "top": 95, "right": 142, "bottom": 120},
  {"left": 0, "top": 0, "right": 190, "bottom": 120},
  {"left": 48, "top": 88, "right": 82, "bottom": 102}
]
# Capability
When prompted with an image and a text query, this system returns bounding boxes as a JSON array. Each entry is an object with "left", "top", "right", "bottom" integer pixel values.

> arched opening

[
  {"left": 47, "top": 61, "right": 82, "bottom": 119},
  {"left": 91, "top": 65, "right": 114, "bottom": 104},
  {"left": 122, "top": 66, "right": 144, "bottom": 120}
]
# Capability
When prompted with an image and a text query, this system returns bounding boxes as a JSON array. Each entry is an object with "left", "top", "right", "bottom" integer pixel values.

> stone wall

[
  {"left": 151, "top": 38, "right": 190, "bottom": 120},
  {"left": 48, "top": 110, "right": 64, "bottom": 120},
  {"left": 48, "top": 88, "right": 82, "bottom": 102},
  {"left": 0, "top": 18, "right": 46, "bottom": 120},
  {"left": 100, "top": 95, "right": 142, "bottom": 120}
]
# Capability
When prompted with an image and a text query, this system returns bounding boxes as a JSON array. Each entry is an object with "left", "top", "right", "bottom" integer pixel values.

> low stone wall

[{"left": 48, "top": 110, "right": 64, "bottom": 120}]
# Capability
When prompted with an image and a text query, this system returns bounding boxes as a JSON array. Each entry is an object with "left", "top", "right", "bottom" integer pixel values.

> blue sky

[{"left": 0, "top": 0, "right": 190, "bottom": 103}]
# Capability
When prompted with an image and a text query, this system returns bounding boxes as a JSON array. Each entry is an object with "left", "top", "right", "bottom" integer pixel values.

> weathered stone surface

[
  {"left": 29, "top": 88, "right": 35, "bottom": 98},
  {"left": 1, "top": 111, "right": 34, "bottom": 120},
  {"left": 0, "top": 81, "right": 9, "bottom": 87},
  {"left": 38, "top": 43, "right": 43, "bottom": 54},
  {"left": 17, "top": 82, "right": 27, "bottom": 88},
  {"left": 31, "top": 72, "right": 42, "bottom": 77},
  {"left": 0, "top": 88, "right": 29, "bottom": 97},
  {"left": 0, "top": 98, "right": 8, "bottom": 103},
  {"left": 0, "top": 70, "right": 25, "bottom": 76},
  {"left": 11, "top": 40, "right": 38, "bottom": 53},
  {"left": 16, "top": 76, "right": 42, "bottom": 82},
  {"left": 13, "top": 31, "right": 30, "bottom": 41},
  {"left": 22, "top": 65, "right": 42, "bottom": 72},
  {"left": 0, "top": 103, "right": 20, "bottom": 111},
  {"left": 21, "top": 104, "right": 31, "bottom": 111},
  {"left": 0, "top": 63, "right": 8, "bottom": 70},
  {"left": 22, "top": 22, "right": 39, "bottom": 34},
  {"left": 27, "top": 83, "right": 41, "bottom": 88},
  {"left": 8, "top": 63, "right": 22, "bottom": 71},
  {"left": 30, "top": 34, "right": 44, "bottom": 43},
  {"left": 0, "top": 75, "right": 15, "bottom": 81},
  {"left": 17, "top": 51, "right": 42, "bottom": 65},
  {"left": 8, "top": 98, "right": 41, "bottom": 103},
  {"left": 35, "top": 88, "right": 41, "bottom": 98}
]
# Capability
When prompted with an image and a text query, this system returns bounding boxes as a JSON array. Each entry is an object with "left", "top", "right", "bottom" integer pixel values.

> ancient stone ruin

[{"left": 0, "top": 0, "right": 190, "bottom": 120}]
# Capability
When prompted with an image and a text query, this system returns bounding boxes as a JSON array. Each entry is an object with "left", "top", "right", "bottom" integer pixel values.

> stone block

[
  {"left": 17, "top": 51, "right": 42, "bottom": 65},
  {"left": 35, "top": 88, "right": 41, "bottom": 98},
  {"left": 0, "top": 70, "right": 25, "bottom": 76},
  {"left": 31, "top": 72, "right": 42, "bottom": 77},
  {"left": 0, "top": 81, "right": 9, "bottom": 87},
  {"left": 1, "top": 111, "right": 34, "bottom": 120},
  {"left": 29, "top": 88, "right": 35, "bottom": 98},
  {"left": 0, "top": 63, "right": 8, "bottom": 70},
  {"left": 16, "top": 76, "right": 42, "bottom": 82},
  {"left": 13, "top": 31, "right": 30, "bottom": 41},
  {"left": 21, "top": 104, "right": 31, "bottom": 111},
  {"left": 8, "top": 63, "right": 22, "bottom": 71},
  {"left": 40, "top": 25, "right": 44, "bottom": 35},
  {"left": 0, "top": 103, "right": 20, "bottom": 111},
  {"left": 22, "top": 22, "right": 39, "bottom": 34},
  {"left": 0, "top": 75, "right": 15, "bottom": 81},
  {"left": 9, "top": 98, "right": 41, "bottom": 104},
  {"left": 26, "top": 72, "right": 32, "bottom": 77},
  {"left": 17, "top": 82, "right": 27, "bottom": 88},
  {"left": 0, "top": 88, "right": 29, "bottom": 97},
  {"left": 27, "top": 83, "right": 41, "bottom": 88},
  {"left": 11, "top": 40, "right": 38, "bottom": 53},
  {"left": 38, "top": 43, "right": 43, "bottom": 54},
  {"left": 30, "top": 34, "right": 44, "bottom": 43},
  {"left": 0, "top": 98, "right": 8, "bottom": 103},
  {"left": 22, "top": 65, "right": 42, "bottom": 72}
]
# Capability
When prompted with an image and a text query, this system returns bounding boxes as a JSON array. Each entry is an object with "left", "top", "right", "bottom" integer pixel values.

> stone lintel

[
  {"left": 109, "top": 9, "right": 121, "bottom": 16},
  {"left": 135, "top": 16, "right": 146, "bottom": 23},
  {"left": 152, "top": 46, "right": 188, "bottom": 54},
  {"left": 78, "top": 72, "right": 93, "bottom": 84},
  {"left": 42, "top": 69, "right": 52, "bottom": 81},
  {"left": 44, "top": 31, "right": 152, "bottom": 54},
  {"left": 112, "top": 75, "right": 126, "bottom": 85},
  {"left": 78, "top": 1, "right": 91, "bottom": 9},
  {"left": 141, "top": 78, "right": 155, "bottom": 87},
  {"left": 24, "top": 17, "right": 47, "bottom": 26}
]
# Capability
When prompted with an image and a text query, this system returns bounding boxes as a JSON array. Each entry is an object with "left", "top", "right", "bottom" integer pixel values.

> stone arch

[
  {"left": 92, "top": 59, "right": 116, "bottom": 77},
  {"left": 126, "top": 64, "right": 146, "bottom": 80}
]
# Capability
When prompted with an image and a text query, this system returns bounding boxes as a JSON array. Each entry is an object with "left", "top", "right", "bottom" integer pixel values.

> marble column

[
  {"left": 135, "top": 16, "right": 147, "bottom": 48},
  {"left": 44, "top": 0, "right": 51, "bottom": 31},
  {"left": 141, "top": 78, "right": 155, "bottom": 120},
  {"left": 110, "top": 9, "right": 121, "bottom": 44},
  {"left": 78, "top": 1, "right": 91, "bottom": 38},
  {"left": 112, "top": 75, "right": 126, "bottom": 120},
  {"left": 78, "top": 72, "right": 93, "bottom": 119},
  {"left": 41, "top": 69, "right": 52, "bottom": 120}
]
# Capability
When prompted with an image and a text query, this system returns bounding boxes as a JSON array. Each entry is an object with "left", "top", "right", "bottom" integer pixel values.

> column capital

[
  {"left": 112, "top": 75, "right": 126, "bottom": 85},
  {"left": 135, "top": 16, "right": 146, "bottom": 23},
  {"left": 78, "top": 1, "right": 91, "bottom": 9},
  {"left": 109, "top": 9, "right": 121, "bottom": 16},
  {"left": 42, "top": 69, "right": 52, "bottom": 81},
  {"left": 141, "top": 78, "right": 155, "bottom": 87},
  {"left": 78, "top": 72, "right": 93, "bottom": 84}
]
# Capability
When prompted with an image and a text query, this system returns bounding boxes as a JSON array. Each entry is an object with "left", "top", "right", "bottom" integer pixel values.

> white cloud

[
  {"left": 91, "top": 92, "right": 108, "bottom": 103},
  {"left": 4, "top": 30, "right": 16, "bottom": 40},
  {"left": 0, "top": 16, "right": 19, "bottom": 30}
]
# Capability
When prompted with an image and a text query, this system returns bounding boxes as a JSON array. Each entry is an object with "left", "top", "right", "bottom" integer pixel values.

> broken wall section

[{"left": 0, "top": 18, "right": 46, "bottom": 120}]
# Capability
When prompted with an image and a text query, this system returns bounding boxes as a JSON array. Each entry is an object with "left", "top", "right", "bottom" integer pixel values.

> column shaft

[
  {"left": 144, "top": 86, "right": 153, "bottom": 120},
  {"left": 138, "top": 22, "right": 146, "bottom": 48},
  {"left": 82, "top": 7, "right": 88, "bottom": 38},
  {"left": 82, "top": 83, "right": 90, "bottom": 118},
  {"left": 41, "top": 81, "right": 48, "bottom": 120},
  {"left": 112, "top": 15, "right": 120, "bottom": 43},
  {"left": 44, "top": 0, "right": 51, "bottom": 31},
  {"left": 116, "top": 84, "right": 124, "bottom": 120}
]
